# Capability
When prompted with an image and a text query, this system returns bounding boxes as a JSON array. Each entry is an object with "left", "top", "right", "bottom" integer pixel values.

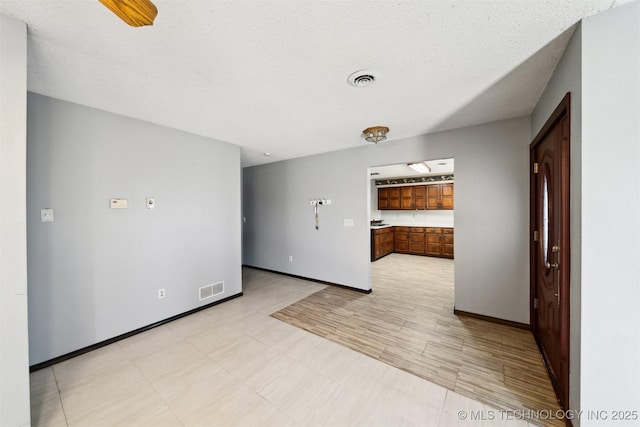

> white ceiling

[{"left": 0, "top": 1, "right": 630, "bottom": 167}]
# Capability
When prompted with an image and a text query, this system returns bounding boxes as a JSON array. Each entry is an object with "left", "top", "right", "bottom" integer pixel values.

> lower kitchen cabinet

[
  {"left": 425, "top": 228, "right": 443, "bottom": 256},
  {"left": 394, "top": 227, "right": 409, "bottom": 253},
  {"left": 426, "top": 227, "right": 454, "bottom": 258},
  {"left": 371, "top": 227, "right": 394, "bottom": 261},
  {"left": 373, "top": 226, "right": 454, "bottom": 261},
  {"left": 443, "top": 228, "right": 454, "bottom": 258},
  {"left": 408, "top": 227, "right": 426, "bottom": 255}
]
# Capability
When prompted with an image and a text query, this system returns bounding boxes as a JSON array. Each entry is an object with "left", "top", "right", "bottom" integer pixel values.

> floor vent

[{"left": 199, "top": 281, "right": 224, "bottom": 301}]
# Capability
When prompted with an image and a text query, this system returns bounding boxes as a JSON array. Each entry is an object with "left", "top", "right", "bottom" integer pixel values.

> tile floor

[{"left": 31, "top": 267, "right": 534, "bottom": 426}]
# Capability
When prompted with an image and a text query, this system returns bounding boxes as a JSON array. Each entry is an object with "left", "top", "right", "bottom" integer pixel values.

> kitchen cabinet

[
  {"left": 425, "top": 227, "right": 454, "bottom": 258},
  {"left": 443, "top": 228, "right": 454, "bottom": 258},
  {"left": 414, "top": 186, "right": 426, "bottom": 209},
  {"left": 394, "top": 227, "right": 410, "bottom": 253},
  {"left": 378, "top": 183, "right": 453, "bottom": 210},
  {"left": 388, "top": 187, "right": 401, "bottom": 209},
  {"left": 371, "top": 227, "right": 394, "bottom": 261},
  {"left": 378, "top": 188, "right": 389, "bottom": 209},
  {"left": 426, "top": 183, "right": 454, "bottom": 210},
  {"left": 408, "top": 227, "right": 426, "bottom": 255},
  {"left": 401, "top": 187, "right": 415, "bottom": 209},
  {"left": 374, "top": 226, "right": 454, "bottom": 259}
]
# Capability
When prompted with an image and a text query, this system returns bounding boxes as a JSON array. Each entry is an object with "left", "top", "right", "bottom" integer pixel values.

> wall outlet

[
  {"left": 289, "top": 255, "right": 293, "bottom": 262},
  {"left": 158, "top": 289, "right": 165, "bottom": 299}
]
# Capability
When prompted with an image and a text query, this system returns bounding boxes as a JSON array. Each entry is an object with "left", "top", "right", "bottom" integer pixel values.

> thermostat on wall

[{"left": 110, "top": 198, "right": 128, "bottom": 209}]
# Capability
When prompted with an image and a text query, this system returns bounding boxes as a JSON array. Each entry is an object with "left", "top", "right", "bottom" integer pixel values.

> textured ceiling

[{"left": 0, "top": 0, "right": 630, "bottom": 166}]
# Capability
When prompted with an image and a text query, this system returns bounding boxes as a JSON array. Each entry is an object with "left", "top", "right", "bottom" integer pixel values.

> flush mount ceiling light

[
  {"left": 407, "top": 161, "right": 431, "bottom": 174},
  {"left": 363, "top": 126, "right": 389, "bottom": 144},
  {"left": 98, "top": 0, "right": 158, "bottom": 27}
]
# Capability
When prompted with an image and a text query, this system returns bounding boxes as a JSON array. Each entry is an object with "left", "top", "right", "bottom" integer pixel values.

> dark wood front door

[{"left": 531, "top": 93, "right": 570, "bottom": 410}]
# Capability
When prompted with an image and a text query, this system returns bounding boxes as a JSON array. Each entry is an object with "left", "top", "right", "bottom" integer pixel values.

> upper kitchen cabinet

[
  {"left": 378, "top": 187, "right": 402, "bottom": 210},
  {"left": 378, "top": 183, "right": 453, "bottom": 210},
  {"left": 426, "top": 183, "right": 454, "bottom": 210},
  {"left": 378, "top": 188, "right": 389, "bottom": 209},
  {"left": 388, "top": 187, "right": 401, "bottom": 209},
  {"left": 401, "top": 187, "right": 415, "bottom": 209},
  {"left": 414, "top": 186, "right": 426, "bottom": 209}
]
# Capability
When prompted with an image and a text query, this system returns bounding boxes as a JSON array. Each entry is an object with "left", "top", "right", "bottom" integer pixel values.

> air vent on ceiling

[
  {"left": 199, "top": 281, "right": 224, "bottom": 301},
  {"left": 348, "top": 70, "right": 377, "bottom": 87}
]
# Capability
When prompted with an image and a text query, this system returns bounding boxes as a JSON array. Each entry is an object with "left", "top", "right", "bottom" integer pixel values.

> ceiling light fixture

[
  {"left": 363, "top": 126, "right": 389, "bottom": 144},
  {"left": 98, "top": 0, "right": 158, "bottom": 27},
  {"left": 408, "top": 161, "right": 431, "bottom": 174}
]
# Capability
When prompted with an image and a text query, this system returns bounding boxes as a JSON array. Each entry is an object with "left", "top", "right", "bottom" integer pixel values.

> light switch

[
  {"left": 110, "top": 199, "right": 128, "bottom": 209},
  {"left": 344, "top": 218, "right": 354, "bottom": 227},
  {"left": 40, "top": 208, "right": 54, "bottom": 222},
  {"left": 146, "top": 197, "right": 155, "bottom": 209}
]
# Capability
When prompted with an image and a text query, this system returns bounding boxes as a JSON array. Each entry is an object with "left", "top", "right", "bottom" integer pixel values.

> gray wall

[
  {"left": 580, "top": 2, "right": 640, "bottom": 421},
  {"left": 532, "top": 2, "right": 640, "bottom": 422},
  {"left": 244, "top": 117, "right": 532, "bottom": 323},
  {"left": 531, "top": 25, "right": 582, "bottom": 420},
  {"left": 27, "top": 93, "right": 242, "bottom": 365},
  {"left": 0, "top": 13, "right": 30, "bottom": 426}
]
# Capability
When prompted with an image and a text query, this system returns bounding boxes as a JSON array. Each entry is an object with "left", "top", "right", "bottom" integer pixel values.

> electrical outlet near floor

[
  {"left": 158, "top": 289, "right": 165, "bottom": 299},
  {"left": 289, "top": 255, "right": 293, "bottom": 262}
]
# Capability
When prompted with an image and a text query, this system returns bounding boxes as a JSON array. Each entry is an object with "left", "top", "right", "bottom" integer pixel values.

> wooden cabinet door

[
  {"left": 409, "top": 233, "right": 425, "bottom": 254},
  {"left": 425, "top": 228, "right": 442, "bottom": 256},
  {"left": 401, "top": 187, "right": 414, "bottom": 209},
  {"left": 414, "top": 186, "right": 426, "bottom": 209},
  {"left": 374, "top": 234, "right": 382, "bottom": 259},
  {"left": 394, "top": 228, "right": 409, "bottom": 253},
  {"left": 378, "top": 188, "right": 389, "bottom": 210},
  {"left": 382, "top": 231, "right": 394, "bottom": 255},
  {"left": 426, "top": 185, "right": 441, "bottom": 210},
  {"left": 443, "top": 228, "right": 454, "bottom": 258},
  {"left": 388, "top": 188, "right": 401, "bottom": 209},
  {"left": 440, "top": 183, "right": 454, "bottom": 210},
  {"left": 372, "top": 229, "right": 393, "bottom": 261}
]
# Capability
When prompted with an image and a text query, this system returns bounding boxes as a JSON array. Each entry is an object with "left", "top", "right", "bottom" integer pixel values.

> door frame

[{"left": 530, "top": 92, "right": 571, "bottom": 410}]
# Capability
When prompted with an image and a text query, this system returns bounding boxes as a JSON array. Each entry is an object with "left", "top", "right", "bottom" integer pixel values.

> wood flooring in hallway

[{"left": 271, "top": 254, "right": 563, "bottom": 427}]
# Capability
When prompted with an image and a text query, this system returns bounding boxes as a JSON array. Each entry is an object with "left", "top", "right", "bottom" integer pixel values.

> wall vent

[{"left": 199, "top": 281, "right": 224, "bottom": 301}]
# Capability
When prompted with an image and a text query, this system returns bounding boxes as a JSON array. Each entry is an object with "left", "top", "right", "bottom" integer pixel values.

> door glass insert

[{"left": 542, "top": 171, "right": 550, "bottom": 265}]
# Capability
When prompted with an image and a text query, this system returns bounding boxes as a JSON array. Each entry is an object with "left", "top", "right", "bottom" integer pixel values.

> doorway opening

[{"left": 368, "top": 158, "right": 455, "bottom": 290}]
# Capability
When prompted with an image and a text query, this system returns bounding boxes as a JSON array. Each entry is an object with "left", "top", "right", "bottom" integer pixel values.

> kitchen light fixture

[
  {"left": 408, "top": 161, "right": 431, "bottom": 174},
  {"left": 363, "top": 126, "right": 389, "bottom": 144}
]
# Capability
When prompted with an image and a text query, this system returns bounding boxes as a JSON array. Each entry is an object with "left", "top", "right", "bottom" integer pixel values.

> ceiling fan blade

[{"left": 98, "top": 0, "right": 158, "bottom": 27}]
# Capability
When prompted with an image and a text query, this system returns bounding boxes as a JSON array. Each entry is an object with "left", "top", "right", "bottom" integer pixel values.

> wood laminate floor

[{"left": 272, "top": 254, "right": 563, "bottom": 427}]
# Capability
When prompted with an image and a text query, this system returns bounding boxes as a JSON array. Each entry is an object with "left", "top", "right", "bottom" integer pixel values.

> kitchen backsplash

[{"left": 371, "top": 209, "right": 454, "bottom": 227}]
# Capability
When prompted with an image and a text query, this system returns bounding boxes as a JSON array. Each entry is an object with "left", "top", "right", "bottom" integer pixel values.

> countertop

[{"left": 370, "top": 224, "right": 453, "bottom": 229}]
